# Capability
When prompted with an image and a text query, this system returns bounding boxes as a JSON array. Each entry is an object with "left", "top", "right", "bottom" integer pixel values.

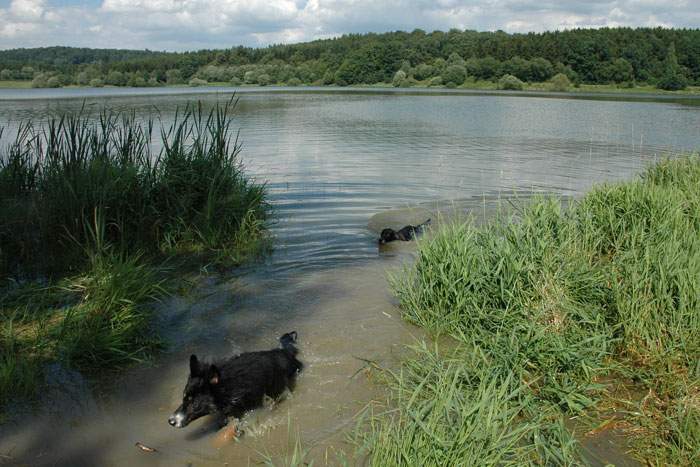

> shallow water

[{"left": 1, "top": 88, "right": 699, "bottom": 465}]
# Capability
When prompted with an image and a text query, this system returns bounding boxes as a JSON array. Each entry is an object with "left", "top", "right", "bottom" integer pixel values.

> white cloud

[
  {"left": 9, "top": 0, "right": 45, "bottom": 21},
  {"left": 0, "top": 0, "right": 698, "bottom": 50}
]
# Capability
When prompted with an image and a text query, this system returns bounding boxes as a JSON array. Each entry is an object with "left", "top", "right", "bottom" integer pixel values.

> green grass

[
  {"left": 363, "top": 156, "right": 700, "bottom": 465},
  {"left": 356, "top": 342, "right": 581, "bottom": 466},
  {"left": 0, "top": 98, "right": 269, "bottom": 412},
  {"left": 0, "top": 80, "right": 32, "bottom": 89}
]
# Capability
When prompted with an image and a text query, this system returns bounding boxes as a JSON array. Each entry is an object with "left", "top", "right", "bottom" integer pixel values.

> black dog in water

[
  {"left": 169, "top": 332, "right": 303, "bottom": 429},
  {"left": 379, "top": 219, "right": 431, "bottom": 244}
]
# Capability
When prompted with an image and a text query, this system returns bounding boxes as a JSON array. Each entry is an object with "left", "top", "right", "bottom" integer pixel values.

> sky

[{"left": 0, "top": 0, "right": 698, "bottom": 51}]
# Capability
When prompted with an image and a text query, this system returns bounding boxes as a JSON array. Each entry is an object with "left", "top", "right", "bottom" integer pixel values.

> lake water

[
  {"left": 2, "top": 87, "right": 699, "bottom": 273},
  {"left": 1, "top": 87, "right": 698, "bottom": 466}
]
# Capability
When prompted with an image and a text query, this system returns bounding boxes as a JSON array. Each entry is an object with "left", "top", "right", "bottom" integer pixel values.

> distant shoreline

[{"left": 2, "top": 81, "right": 700, "bottom": 102}]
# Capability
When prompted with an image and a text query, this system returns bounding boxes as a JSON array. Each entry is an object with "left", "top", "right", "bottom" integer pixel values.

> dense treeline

[{"left": 1, "top": 27, "right": 698, "bottom": 90}]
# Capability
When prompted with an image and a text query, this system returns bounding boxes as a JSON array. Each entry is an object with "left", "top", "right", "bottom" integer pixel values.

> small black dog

[
  {"left": 168, "top": 332, "right": 303, "bottom": 429},
  {"left": 379, "top": 219, "right": 431, "bottom": 244}
]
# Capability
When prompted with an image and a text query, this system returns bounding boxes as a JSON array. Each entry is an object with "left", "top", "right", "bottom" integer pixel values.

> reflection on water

[
  {"left": 0, "top": 89, "right": 697, "bottom": 465},
  {"left": 2, "top": 90, "right": 699, "bottom": 273}
]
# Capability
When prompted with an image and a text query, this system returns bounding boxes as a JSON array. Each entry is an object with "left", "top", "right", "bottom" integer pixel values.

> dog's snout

[{"left": 168, "top": 415, "right": 176, "bottom": 426}]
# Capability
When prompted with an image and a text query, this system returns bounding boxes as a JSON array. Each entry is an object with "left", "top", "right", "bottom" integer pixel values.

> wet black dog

[
  {"left": 168, "top": 332, "right": 303, "bottom": 429},
  {"left": 379, "top": 219, "right": 431, "bottom": 244}
]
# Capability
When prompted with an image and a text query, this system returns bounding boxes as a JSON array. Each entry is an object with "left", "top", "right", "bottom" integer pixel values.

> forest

[{"left": 0, "top": 27, "right": 697, "bottom": 91}]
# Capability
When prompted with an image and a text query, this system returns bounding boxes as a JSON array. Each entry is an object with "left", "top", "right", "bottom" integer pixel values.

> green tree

[
  {"left": 165, "top": 69, "right": 184, "bottom": 85},
  {"left": 447, "top": 52, "right": 465, "bottom": 66},
  {"left": 31, "top": 73, "right": 48, "bottom": 88},
  {"left": 657, "top": 43, "right": 688, "bottom": 90},
  {"left": 244, "top": 70, "right": 257, "bottom": 84},
  {"left": 20, "top": 66, "right": 35, "bottom": 80},
  {"left": 465, "top": 57, "right": 501, "bottom": 80},
  {"left": 443, "top": 64, "right": 466, "bottom": 86},
  {"left": 76, "top": 71, "right": 90, "bottom": 85},
  {"left": 528, "top": 58, "right": 554, "bottom": 82},
  {"left": 106, "top": 70, "right": 126, "bottom": 86},
  {"left": 413, "top": 63, "right": 434, "bottom": 81},
  {"left": 603, "top": 58, "right": 634, "bottom": 83},
  {"left": 257, "top": 73, "right": 271, "bottom": 86},
  {"left": 0, "top": 69, "right": 12, "bottom": 80}
]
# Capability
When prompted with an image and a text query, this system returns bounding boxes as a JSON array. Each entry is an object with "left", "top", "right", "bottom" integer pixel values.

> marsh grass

[
  {"left": 0, "top": 97, "right": 269, "bottom": 278},
  {"left": 0, "top": 98, "right": 268, "bottom": 410},
  {"left": 366, "top": 156, "right": 700, "bottom": 465},
  {"left": 356, "top": 342, "right": 581, "bottom": 466}
]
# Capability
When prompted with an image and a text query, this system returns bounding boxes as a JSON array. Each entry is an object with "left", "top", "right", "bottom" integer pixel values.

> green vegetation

[
  {"left": 362, "top": 156, "right": 700, "bottom": 465},
  {"left": 0, "top": 100, "right": 269, "bottom": 409},
  {"left": 498, "top": 74, "right": 524, "bottom": 90},
  {"left": 1, "top": 28, "right": 698, "bottom": 91},
  {"left": 549, "top": 72, "right": 572, "bottom": 92},
  {"left": 658, "top": 43, "right": 689, "bottom": 91}
]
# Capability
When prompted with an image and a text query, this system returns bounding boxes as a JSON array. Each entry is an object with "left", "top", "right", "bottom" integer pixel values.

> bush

[
  {"left": 244, "top": 70, "right": 257, "bottom": 84},
  {"left": 442, "top": 64, "right": 466, "bottom": 86},
  {"left": 165, "top": 69, "right": 184, "bottom": 85},
  {"left": 286, "top": 77, "right": 302, "bottom": 86},
  {"left": 657, "top": 73, "right": 688, "bottom": 91},
  {"left": 548, "top": 73, "right": 571, "bottom": 92},
  {"left": 106, "top": 71, "right": 126, "bottom": 86},
  {"left": 257, "top": 73, "right": 271, "bottom": 86},
  {"left": 31, "top": 74, "right": 48, "bottom": 88},
  {"left": 392, "top": 70, "right": 407, "bottom": 87},
  {"left": 46, "top": 76, "right": 61, "bottom": 88},
  {"left": 188, "top": 77, "right": 207, "bottom": 86},
  {"left": 428, "top": 76, "right": 442, "bottom": 87},
  {"left": 89, "top": 78, "right": 104, "bottom": 88},
  {"left": 498, "top": 74, "right": 524, "bottom": 90}
]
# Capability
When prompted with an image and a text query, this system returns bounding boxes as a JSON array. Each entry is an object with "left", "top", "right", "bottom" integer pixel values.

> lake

[
  {"left": 0, "top": 87, "right": 698, "bottom": 465},
  {"left": 2, "top": 87, "right": 699, "bottom": 273}
]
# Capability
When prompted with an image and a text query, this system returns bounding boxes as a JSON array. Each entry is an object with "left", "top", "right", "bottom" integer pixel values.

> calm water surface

[{"left": 0, "top": 88, "right": 698, "bottom": 466}]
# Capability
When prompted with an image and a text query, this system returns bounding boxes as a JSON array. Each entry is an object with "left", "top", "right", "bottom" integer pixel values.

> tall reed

[{"left": 0, "top": 98, "right": 268, "bottom": 278}]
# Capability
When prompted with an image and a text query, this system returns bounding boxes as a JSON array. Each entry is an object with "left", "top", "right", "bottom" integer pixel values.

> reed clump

[
  {"left": 364, "top": 156, "right": 700, "bottom": 465},
  {"left": 0, "top": 99, "right": 268, "bottom": 278},
  {"left": 0, "top": 99, "right": 269, "bottom": 408}
]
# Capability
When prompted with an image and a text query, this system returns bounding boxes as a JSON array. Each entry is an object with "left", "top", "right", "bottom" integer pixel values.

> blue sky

[{"left": 0, "top": 0, "right": 697, "bottom": 51}]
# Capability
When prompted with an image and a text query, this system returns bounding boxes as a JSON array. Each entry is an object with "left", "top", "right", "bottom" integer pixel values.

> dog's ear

[
  {"left": 209, "top": 364, "right": 221, "bottom": 385},
  {"left": 189, "top": 354, "right": 199, "bottom": 375}
]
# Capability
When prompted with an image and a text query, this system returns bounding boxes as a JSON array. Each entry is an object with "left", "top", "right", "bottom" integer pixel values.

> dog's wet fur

[
  {"left": 379, "top": 218, "right": 431, "bottom": 244},
  {"left": 169, "top": 332, "right": 303, "bottom": 429}
]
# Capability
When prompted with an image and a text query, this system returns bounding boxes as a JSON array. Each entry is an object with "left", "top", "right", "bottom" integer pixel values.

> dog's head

[
  {"left": 168, "top": 355, "right": 221, "bottom": 428},
  {"left": 379, "top": 228, "right": 398, "bottom": 244}
]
